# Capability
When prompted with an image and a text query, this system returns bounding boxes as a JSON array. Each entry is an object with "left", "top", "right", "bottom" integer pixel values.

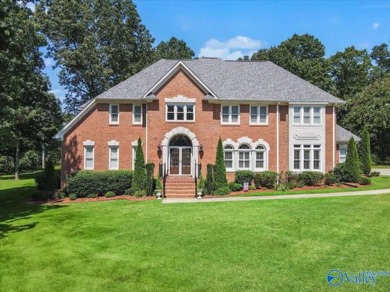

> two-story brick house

[{"left": 55, "top": 58, "right": 358, "bottom": 195}]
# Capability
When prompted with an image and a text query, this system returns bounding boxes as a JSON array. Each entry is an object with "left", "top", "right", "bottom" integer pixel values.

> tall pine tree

[
  {"left": 214, "top": 138, "right": 228, "bottom": 189},
  {"left": 131, "top": 138, "right": 146, "bottom": 192},
  {"left": 345, "top": 138, "right": 362, "bottom": 182},
  {"left": 359, "top": 127, "right": 372, "bottom": 176}
]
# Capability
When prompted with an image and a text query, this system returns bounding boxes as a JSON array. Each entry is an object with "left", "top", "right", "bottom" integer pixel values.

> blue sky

[{"left": 42, "top": 0, "right": 390, "bottom": 103}]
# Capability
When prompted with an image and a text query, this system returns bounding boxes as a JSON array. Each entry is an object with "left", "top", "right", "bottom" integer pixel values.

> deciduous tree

[{"left": 154, "top": 37, "right": 194, "bottom": 60}]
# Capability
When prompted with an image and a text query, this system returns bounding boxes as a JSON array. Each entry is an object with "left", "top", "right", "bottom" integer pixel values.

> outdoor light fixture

[
  {"left": 199, "top": 144, "right": 204, "bottom": 158},
  {"left": 157, "top": 145, "right": 162, "bottom": 158}
]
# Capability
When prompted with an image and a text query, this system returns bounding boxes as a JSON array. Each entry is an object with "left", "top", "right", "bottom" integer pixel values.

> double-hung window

[
  {"left": 224, "top": 145, "right": 234, "bottom": 170},
  {"left": 84, "top": 146, "right": 94, "bottom": 170},
  {"left": 255, "top": 145, "right": 266, "bottom": 170},
  {"left": 293, "top": 106, "right": 322, "bottom": 125},
  {"left": 109, "top": 146, "right": 119, "bottom": 170},
  {"left": 221, "top": 105, "right": 240, "bottom": 125},
  {"left": 109, "top": 104, "right": 119, "bottom": 124},
  {"left": 238, "top": 144, "right": 251, "bottom": 169},
  {"left": 166, "top": 104, "right": 194, "bottom": 122},
  {"left": 339, "top": 145, "right": 347, "bottom": 163},
  {"left": 250, "top": 106, "right": 268, "bottom": 125},
  {"left": 293, "top": 144, "right": 321, "bottom": 171},
  {"left": 133, "top": 104, "right": 142, "bottom": 125}
]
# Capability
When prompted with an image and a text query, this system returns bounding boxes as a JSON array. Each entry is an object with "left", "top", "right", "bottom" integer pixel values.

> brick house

[{"left": 55, "top": 58, "right": 359, "bottom": 195}]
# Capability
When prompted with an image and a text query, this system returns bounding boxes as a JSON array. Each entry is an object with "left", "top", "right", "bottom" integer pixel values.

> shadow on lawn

[{"left": 0, "top": 185, "right": 66, "bottom": 239}]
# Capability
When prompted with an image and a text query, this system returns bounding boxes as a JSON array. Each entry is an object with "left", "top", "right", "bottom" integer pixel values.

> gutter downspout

[
  {"left": 332, "top": 105, "right": 335, "bottom": 168},
  {"left": 276, "top": 102, "right": 280, "bottom": 173},
  {"left": 145, "top": 103, "right": 148, "bottom": 162}
]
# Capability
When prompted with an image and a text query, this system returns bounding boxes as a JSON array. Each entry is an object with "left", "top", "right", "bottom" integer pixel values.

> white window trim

[
  {"left": 249, "top": 105, "right": 269, "bottom": 125},
  {"left": 224, "top": 145, "right": 235, "bottom": 172},
  {"left": 165, "top": 103, "right": 195, "bottom": 122},
  {"left": 132, "top": 104, "right": 143, "bottom": 125},
  {"left": 108, "top": 146, "right": 119, "bottom": 170},
  {"left": 84, "top": 146, "right": 94, "bottom": 170},
  {"left": 109, "top": 104, "right": 119, "bottom": 125},
  {"left": 292, "top": 106, "right": 322, "bottom": 126},
  {"left": 221, "top": 105, "right": 240, "bottom": 125},
  {"left": 293, "top": 144, "right": 322, "bottom": 171},
  {"left": 254, "top": 146, "right": 267, "bottom": 171}
]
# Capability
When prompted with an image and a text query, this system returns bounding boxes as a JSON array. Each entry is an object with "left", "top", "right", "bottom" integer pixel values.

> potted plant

[
  {"left": 154, "top": 176, "right": 163, "bottom": 199},
  {"left": 197, "top": 175, "right": 205, "bottom": 199}
]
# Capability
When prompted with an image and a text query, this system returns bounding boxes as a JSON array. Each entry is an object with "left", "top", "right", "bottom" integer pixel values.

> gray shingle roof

[
  {"left": 336, "top": 125, "right": 361, "bottom": 143},
  {"left": 95, "top": 58, "right": 344, "bottom": 103}
]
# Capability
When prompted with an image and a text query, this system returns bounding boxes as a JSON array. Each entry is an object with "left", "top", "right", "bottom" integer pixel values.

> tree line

[{"left": 1, "top": 0, "right": 389, "bottom": 179}]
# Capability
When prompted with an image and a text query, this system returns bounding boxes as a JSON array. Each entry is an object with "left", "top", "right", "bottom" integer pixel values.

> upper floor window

[
  {"left": 132, "top": 104, "right": 142, "bottom": 125},
  {"left": 84, "top": 146, "right": 94, "bottom": 170},
  {"left": 293, "top": 106, "right": 322, "bottom": 125},
  {"left": 109, "top": 104, "right": 119, "bottom": 124},
  {"left": 250, "top": 106, "right": 268, "bottom": 125},
  {"left": 166, "top": 104, "right": 194, "bottom": 122},
  {"left": 221, "top": 105, "right": 240, "bottom": 125}
]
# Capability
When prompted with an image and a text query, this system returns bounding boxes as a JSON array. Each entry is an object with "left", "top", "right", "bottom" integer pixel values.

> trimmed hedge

[
  {"left": 67, "top": 170, "right": 132, "bottom": 197},
  {"left": 297, "top": 171, "right": 324, "bottom": 186},
  {"left": 253, "top": 171, "right": 278, "bottom": 189},
  {"left": 228, "top": 182, "right": 243, "bottom": 192},
  {"left": 235, "top": 170, "right": 254, "bottom": 185}
]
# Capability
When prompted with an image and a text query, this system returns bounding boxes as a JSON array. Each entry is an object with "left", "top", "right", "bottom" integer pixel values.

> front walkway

[
  {"left": 372, "top": 168, "right": 390, "bottom": 176},
  {"left": 162, "top": 188, "right": 390, "bottom": 204}
]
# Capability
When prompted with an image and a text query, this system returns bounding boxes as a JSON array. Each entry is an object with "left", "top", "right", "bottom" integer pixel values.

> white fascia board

[
  {"left": 289, "top": 101, "right": 329, "bottom": 105},
  {"left": 142, "top": 61, "right": 219, "bottom": 99},
  {"left": 53, "top": 99, "right": 97, "bottom": 141}
]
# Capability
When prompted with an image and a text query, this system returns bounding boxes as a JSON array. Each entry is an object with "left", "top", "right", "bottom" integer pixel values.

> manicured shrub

[
  {"left": 69, "top": 193, "right": 77, "bottom": 200},
  {"left": 359, "top": 177, "right": 371, "bottom": 185},
  {"left": 134, "top": 190, "right": 146, "bottom": 197},
  {"left": 297, "top": 171, "right": 324, "bottom": 186},
  {"left": 214, "top": 138, "right": 228, "bottom": 189},
  {"left": 213, "top": 186, "right": 230, "bottom": 196},
  {"left": 35, "top": 159, "right": 60, "bottom": 199},
  {"left": 228, "top": 182, "right": 243, "bottom": 192},
  {"left": 344, "top": 138, "right": 362, "bottom": 182},
  {"left": 275, "top": 183, "right": 292, "bottom": 192},
  {"left": 145, "top": 162, "right": 155, "bottom": 196},
  {"left": 131, "top": 138, "right": 146, "bottom": 192},
  {"left": 125, "top": 188, "right": 132, "bottom": 195},
  {"left": 155, "top": 176, "right": 163, "bottom": 190},
  {"left": 359, "top": 127, "right": 372, "bottom": 176},
  {"left": 249, "top": 185, "right": 256, "bottom": 191},
  {"left": 253, "top": 171, "right": 278, "bottom": 189},
  {"left": 324, "top": 172, "right": 337, "bottom": 185},
  {"left": 331, "top": 163, "right": 349, "bottom": 183},
  {"left": 197, "top": 175, "right": 205, "bottom": 190},
  {"left": 235, "top": 170, "right": 254, "bottom": 185},
  {"left": 87, "top": 193, "right": 98, "bottom": 198},
  {"left": 105, "top": 191, "right": 115, "bottom": 198},
  {"left": 204, "top": 164, "right": 215, "bottom": 195},
  {"left": 67, "top": 170, "right": 132, "bottom": 197}
]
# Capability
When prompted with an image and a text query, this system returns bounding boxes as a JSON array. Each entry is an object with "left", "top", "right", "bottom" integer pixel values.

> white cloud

[
  {"left": 198, "top": 36, "right": 265, "bottom": 60},
  {"left": 372, "top": 22, "right": 380, "bottom": 30}
]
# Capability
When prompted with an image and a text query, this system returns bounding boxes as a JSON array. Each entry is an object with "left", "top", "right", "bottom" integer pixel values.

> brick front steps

[{"left": 164, "top": 176, "right": 196, "bottom": 198}]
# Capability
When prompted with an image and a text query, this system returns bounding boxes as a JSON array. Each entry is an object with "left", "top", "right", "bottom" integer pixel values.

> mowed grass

[{"left": 1, "top": 174, "right": 390, "bottom": 291}]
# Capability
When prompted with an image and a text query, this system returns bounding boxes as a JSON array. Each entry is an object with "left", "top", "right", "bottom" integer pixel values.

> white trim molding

[
  {"left": 108, "top": 140, "right": 119, "bottom": 146},
  {"left": 165, "top": 95, "right": 196, "bottom": 104},
  {"left": 83, "top": 140, "right": 95, "bottom": 146}
]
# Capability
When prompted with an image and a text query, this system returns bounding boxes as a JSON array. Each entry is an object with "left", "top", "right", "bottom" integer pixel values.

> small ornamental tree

[
  {"left": 345, "top": 137, "right": 362, "bottom": 182},
  {"left": 131, "top": 138, "right": 146, "bottom": 192},
  {"left": 214, "top": 138, "right": 228, "bottom": 189},
  {"left": 359, "top": 127, "right": 372, "bottom": 176},
  {"left": 204, "top": 164, "right": 215, "bottom": 195},
  {"left": 145, "top": 162, "right": 155, "bottom": 196}
]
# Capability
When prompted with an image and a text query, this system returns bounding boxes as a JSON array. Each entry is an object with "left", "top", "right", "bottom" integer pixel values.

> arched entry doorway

[{"left": 169, "top": 135, "right": 192, "bottom": 175}]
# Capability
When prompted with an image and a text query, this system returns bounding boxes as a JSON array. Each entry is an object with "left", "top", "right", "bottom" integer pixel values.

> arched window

[
  {"left": 224, "top": 145, "right": 234, "bottom": 170},
  {"left": 238, "top": 144, "right": 251, "bottom": 169},
  {"left": 255, "top": 145, "right": 266, "bottom": 170}
]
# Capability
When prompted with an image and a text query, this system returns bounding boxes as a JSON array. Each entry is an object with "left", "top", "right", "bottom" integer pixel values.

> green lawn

[
  {"left": 241, "top": 176, "right": 390, "bottom": 197},
  {"left": 1, "top": 173, "right": 390, "bottom": 291}
]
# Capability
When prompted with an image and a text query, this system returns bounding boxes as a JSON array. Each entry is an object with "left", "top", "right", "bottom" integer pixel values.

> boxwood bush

[
  {"left": 235, "top": 170, "right": 254, "bottom": 185},
  {"left": 228, "top": 182, "right": 243, "bottom": 192},
  {"left": 297, "top": 171, "right": 324, "bottom": 186},
  {"left": 253, "top": 171, "right": 278, "bottom": 189},
  {"left": 67, "top": 170, "right": 132, "bottom": 197}
]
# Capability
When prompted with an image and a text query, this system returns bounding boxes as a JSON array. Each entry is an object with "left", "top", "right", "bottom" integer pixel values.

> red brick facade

[{"left": 61, "top": 69, "right": 336, "bottom": 184}]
